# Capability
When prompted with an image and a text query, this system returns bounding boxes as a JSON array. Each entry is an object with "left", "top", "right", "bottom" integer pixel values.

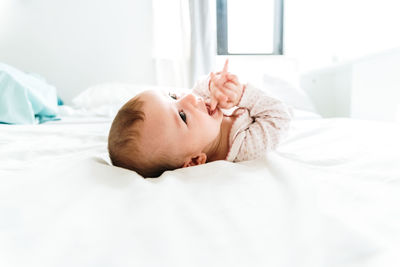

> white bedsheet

[{"left": 1, "top": 115, "right": 400, "bottom": 267}]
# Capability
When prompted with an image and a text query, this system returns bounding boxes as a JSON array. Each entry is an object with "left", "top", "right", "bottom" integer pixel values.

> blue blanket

[{"left": 0, "top": 63, "right": 59, "bottom": 124}]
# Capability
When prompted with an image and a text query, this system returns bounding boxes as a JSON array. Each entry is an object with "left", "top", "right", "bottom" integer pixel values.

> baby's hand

[{"left": 209, "top": 59, "right": 244, "bottom": 111}]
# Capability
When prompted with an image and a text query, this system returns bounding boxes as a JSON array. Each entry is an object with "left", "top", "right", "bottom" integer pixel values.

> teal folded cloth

[{"left": 0, "top": 63, "right": 59, "bottom": 124}]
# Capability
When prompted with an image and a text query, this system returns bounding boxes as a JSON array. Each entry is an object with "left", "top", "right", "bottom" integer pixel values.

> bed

[{"left": 1, "top": 80, "right": 400, "bottom": 267}]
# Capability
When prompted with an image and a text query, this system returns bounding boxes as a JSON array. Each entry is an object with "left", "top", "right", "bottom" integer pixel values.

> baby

[{"left": 108, "top": 60, "right": 292, "bottom": 177}]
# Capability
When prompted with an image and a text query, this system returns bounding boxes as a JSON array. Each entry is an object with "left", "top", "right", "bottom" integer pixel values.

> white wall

[
  {"left": 300, "top": 47, "right": 400, "bottom": 121},
  {"left": 285, "top": 0, "right": 400, "bottom": 73},
  {"left": 300, "top": 65, "right": 352, "bottom": 118},
  {"left": 0, "top": 0, "right": 155, "bottom": 104},
  {"left": 351, "top": 48, "right": 400, "bottom": 122},
  {"left": 286, "top": 0, "right": 400, "bottom": 120}
]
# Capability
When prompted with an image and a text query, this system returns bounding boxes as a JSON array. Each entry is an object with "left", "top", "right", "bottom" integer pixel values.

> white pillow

[
  {"left": 71, "top": 83, "right": 188, "bottom": 117},
  {"left": 262, "top": 74, "right": 318, "bottom": 113},
  {"left": 73, "top": 83, "right": 148, "bottom": 109}
]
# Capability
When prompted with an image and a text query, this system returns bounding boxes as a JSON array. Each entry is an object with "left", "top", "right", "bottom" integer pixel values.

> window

[{"left": 217, "top": 0, "right": 284, "bottom": 55}]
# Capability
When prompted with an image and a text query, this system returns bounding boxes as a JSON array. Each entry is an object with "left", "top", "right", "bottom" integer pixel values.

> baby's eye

[
  {"left": 169, "top": 92, "right": 177, "bottom": 100},
  {"left": 179, "top": 111, "right": 187, "bottom": 124}
]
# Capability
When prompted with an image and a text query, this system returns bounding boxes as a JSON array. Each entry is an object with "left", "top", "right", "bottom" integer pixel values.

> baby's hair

[
  {"left": 108, "top": 95, "right": 180, "bottom": 178},
  {"left": 108, "top": 96, "right": 145, "bottom": 173}
]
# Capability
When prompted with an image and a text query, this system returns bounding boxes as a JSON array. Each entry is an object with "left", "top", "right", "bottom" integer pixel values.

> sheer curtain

[
  {"left": 152, "top": 0, "right": 215, "bottom": 88},
  {"left": 188, "top": 0, "right": 216, "bottom": 86}
]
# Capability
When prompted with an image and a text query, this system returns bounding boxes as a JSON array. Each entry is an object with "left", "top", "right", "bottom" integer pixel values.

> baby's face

[{"left": 138, "top": 90, "right": 224, "bottom": 164}]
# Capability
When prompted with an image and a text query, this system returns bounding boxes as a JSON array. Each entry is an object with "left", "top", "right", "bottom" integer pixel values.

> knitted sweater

[{"left": 192, "top": 76, "right": 292, "bottom": 162}]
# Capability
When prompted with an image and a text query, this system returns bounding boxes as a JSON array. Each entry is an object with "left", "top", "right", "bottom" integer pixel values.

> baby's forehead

[
  {"left": 139, "top": 90, "right": 170, "bottom": 122},
  {"left": 138, "top": 90, "right": 174, "bottom": 111},
  {"left": 139, "top": 89, "right": 163, "bottom": 99},
  {"left": 139, "top": 91, "right": 176, "bottom": 149}
]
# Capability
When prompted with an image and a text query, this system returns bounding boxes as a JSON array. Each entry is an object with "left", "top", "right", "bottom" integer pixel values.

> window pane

[{"left": 227, "top": 0, "right": 275, "bottom": 54}]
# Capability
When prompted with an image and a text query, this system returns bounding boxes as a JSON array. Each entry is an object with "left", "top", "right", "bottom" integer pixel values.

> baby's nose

[{"left": 181, "top": 93, "right": 198, "bottom": 106}]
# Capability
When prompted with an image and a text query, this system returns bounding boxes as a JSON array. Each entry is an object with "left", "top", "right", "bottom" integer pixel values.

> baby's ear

[{"left": 182, "top": 153, "right": 207, "bottom": 168}]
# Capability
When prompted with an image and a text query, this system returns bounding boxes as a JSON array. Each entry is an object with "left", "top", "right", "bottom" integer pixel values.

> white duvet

[{"left": 1, "top": 113, "right": 400, "bottom": 267}]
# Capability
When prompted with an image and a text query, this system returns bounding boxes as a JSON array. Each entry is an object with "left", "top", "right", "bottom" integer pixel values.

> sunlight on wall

[
  {"left": 0, "top": 0, "right": 155, "bottom": 104},
  {"left": 0, "top": 0, "right": 13, "bottom": 35},
  {"left": 152, "top": 0, "right": 190, "bottom": 59},
  {"left": 285, "top": 0, "right": 400, "bottom": 71}
]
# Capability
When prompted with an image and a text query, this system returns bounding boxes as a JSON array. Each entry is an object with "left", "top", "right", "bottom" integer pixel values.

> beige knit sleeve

[
  {"left": 232, "top": 83, "right": 292, "bottom": 162},
  {"left": 191, "top": 75, "right": 211, "bottom": 100}
]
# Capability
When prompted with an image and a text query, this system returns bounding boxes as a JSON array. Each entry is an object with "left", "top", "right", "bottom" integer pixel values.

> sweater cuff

[
  {"left": 237, "top": 83, "right": 259, "bottom": 109},
  {"left": 192, "top": 75, "right": 211, "bottom": 100}
]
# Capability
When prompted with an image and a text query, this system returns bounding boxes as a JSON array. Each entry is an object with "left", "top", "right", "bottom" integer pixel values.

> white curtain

[
  {"left": 152, "top": 0, "right": 215, "bottom": 88},
  {"left": 188, "top": 0, "right": 216, "bottom": 86}
]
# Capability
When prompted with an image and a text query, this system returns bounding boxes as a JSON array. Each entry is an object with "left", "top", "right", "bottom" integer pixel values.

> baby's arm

[
  {"left": 192, "top": 70, "right": 292, "bottom": 161},
  {"left": 232, "top": 83, "right": 292, "bottom": 161},
  {"left": 208, "top": 61, "right": 291, "bottom": 159}
]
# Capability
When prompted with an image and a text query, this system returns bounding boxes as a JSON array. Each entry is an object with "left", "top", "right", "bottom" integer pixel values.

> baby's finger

[
  {"left": 217, "top": 98, "right": 235, "bottom": 109},
  {"left": 223, "top": 82, "right": 237, "bottom": 91},
  {"left": 210, "top": 96, "right": 218, "bottom": 111},
  {"left": 214, "top": 90, "right": 227, "bottom": 103},
  {"left": 211, "top": 72, "right": 225, "bottom": 88},
  {"left": 210, "top": 72, "right": 215, "bottom": 79},
  {"left": 222, "top": 59, "right": 229, "bottom": 74},
  {"left": 226, "top": 73, "right": 239, "bottom": 84},
  {"left": 219, "top": 86, "right": 236, "bottom": 101},
  {"left": 214, "top": 77, "right": 226, "bottom": 89},
  {"left": 213, "top": 90, "right": 228, "bottom": 107},
  {"left": 209, "top": 72, "right": 216, "bottom": 85}
]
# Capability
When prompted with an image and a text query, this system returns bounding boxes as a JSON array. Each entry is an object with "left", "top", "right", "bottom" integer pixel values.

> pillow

[
  {"left": 71, "top": 83, "right": 189, "bottom": 117},
  {"left": 262, "top": 73, "right": 318, "bottom": 113}
]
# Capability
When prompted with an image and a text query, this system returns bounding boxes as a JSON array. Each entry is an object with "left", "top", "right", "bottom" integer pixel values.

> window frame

[{"left": 216, "top": 0, "right": 284, "bottom": 55}]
